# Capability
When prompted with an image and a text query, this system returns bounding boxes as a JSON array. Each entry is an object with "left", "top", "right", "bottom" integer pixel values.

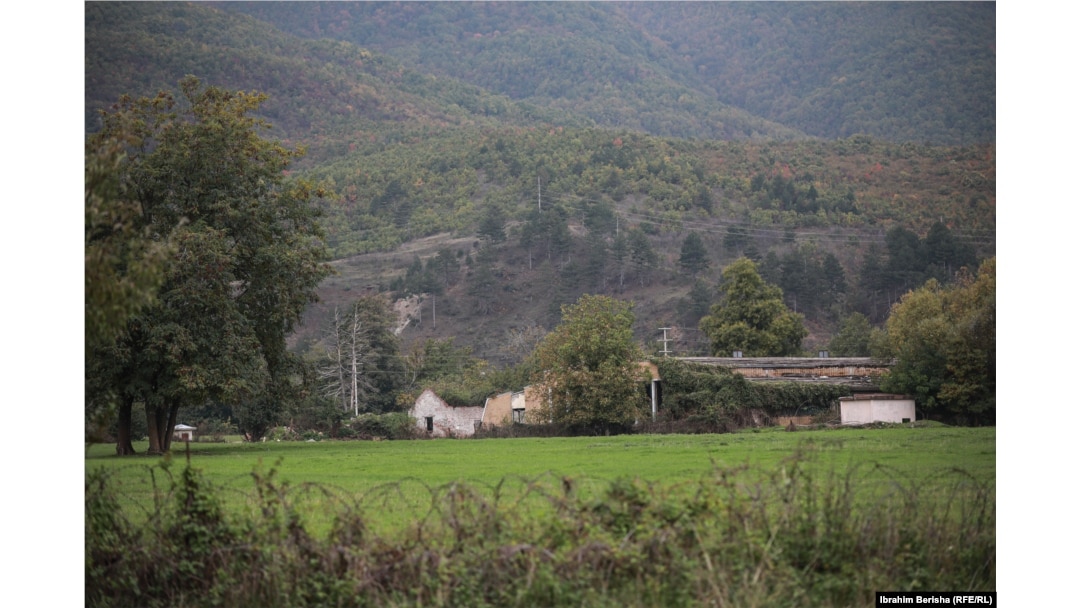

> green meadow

[
  {"left": 86, "top": 424, "right": 994, "bottom": 535},
  {"left": 87, "top": 424, "right": 995, "bottom": 606}
]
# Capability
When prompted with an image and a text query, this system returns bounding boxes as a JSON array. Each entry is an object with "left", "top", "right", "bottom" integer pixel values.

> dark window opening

[{"left": 425, "top": 416, "right": 434, "bottom": 432}]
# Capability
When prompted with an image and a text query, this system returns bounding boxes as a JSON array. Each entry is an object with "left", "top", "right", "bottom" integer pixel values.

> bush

[
  {"left": 265, "top": 426, "right": 301, "bottom": 442},
  {"left": 195, "top": 418, "right": 236, "bottom": 443},
  {"left": 86, "top": 448, "right": 995, "bottom": 607},
  {"left": 347, "top": 412, "right": 417, "bottom": 440}
]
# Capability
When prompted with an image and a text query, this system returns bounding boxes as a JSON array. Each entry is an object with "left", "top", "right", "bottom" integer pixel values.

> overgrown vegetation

[
  {"left": 880, "top": 258, "right": 996, "bottom": 424},
  {"left": 655, "top": 358, "right": 851, "bottom": 426},
  {"left": 87, "top": 446, "right": 994, "bottom": 607},
  {"left": 531, "top": 295, "right": 649, "bottom": 435}
]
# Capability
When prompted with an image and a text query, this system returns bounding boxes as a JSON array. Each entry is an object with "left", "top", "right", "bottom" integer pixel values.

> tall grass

[{"left": 87, "top": 443, "right": 994, "bottom": 607}]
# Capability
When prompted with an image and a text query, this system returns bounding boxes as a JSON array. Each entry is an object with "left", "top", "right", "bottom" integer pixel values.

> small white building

[
  {"left": 173, "top": 424, "right": 197, "bottom": 442},
  {"left": 839, "top": 394, "right": 916, "bottom": 425},
  {"left": 409, "top": 389, "right": 484, "bottom": 438}
]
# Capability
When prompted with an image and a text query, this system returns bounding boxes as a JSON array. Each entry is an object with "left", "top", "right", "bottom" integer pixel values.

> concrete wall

[
  {"left": 409, "top": 389, "right": 484, "bottom": 438},
  {"left": 840, "top": 395, "right": 915, "bottom": 425},
  {"left": 481, "top": 391, "right": 514, "bottom": 427},
  {"left": 522, "top": 385, "right": 547, "bottom": 423},
  {"left": 481, "top": 385, "right": 549, "bottom": 427}
]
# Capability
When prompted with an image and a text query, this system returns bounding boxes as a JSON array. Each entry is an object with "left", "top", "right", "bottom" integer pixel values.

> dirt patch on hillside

[{"left": 392, "top": 295, "right": 422, "bottom": 335}]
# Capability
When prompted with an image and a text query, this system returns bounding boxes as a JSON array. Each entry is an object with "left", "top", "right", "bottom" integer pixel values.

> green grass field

[
  {"left": 87, "top": 424, "right": 995, "bottom": 606},
  {"left": 86, "top": 424, "right": 995, "bottom": 535}
]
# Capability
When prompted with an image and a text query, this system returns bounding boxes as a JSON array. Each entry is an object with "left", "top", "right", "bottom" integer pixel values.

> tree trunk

[
  {"left": 115, "top": 396, "right": 137, "bottom": 456},
  {"left": 145, "top": 403, "right": 180, "bottom": 454},
  {"left": 163, "top": 406, "right": 179, "bottom": 453},
  {"left": 350, "top": 314, "right": 359, "bottom": 417},
  {"left": 145, "top": 404, "right": 163, "bottom": 455}
]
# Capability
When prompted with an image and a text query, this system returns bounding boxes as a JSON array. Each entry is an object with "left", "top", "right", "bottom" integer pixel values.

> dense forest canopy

[{"left": 218, "top": 0, "right": 994, "bottom": 145}]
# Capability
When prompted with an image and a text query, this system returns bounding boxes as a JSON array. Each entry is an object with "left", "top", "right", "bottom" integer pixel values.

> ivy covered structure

[{"left": 651, "top": 357, "right": 884, "bottom": 430}]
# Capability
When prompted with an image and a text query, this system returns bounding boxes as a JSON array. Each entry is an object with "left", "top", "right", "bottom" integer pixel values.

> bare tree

[
  {"left": 499, "top": 324, "right": 548, "bottom": 365},
  {"left": 318, "top": 304, "right": 375, "bottom": 417}
]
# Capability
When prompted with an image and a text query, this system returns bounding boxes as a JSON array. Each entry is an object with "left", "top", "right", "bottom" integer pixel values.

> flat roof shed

[{"left": 839, "top": 394, "right": 915, "bottom": 425}]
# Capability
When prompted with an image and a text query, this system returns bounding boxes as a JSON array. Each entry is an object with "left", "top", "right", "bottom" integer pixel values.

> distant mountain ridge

[
  {"left": 85, "top": 2, "right": 593, "bottom": 164},
  {"left": 216, "top": 1, "right": 994, "bottom": 145}
]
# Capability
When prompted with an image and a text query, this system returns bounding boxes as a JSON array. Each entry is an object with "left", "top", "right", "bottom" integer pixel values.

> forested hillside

[
  {"left": 85, "top": 2, "right": 586, "bottom": 164},
  {"left": 619, "top": 1, "right": 995, "bottom": 144},
  {"left": 85, "top": 1, "right": 995, "bottom": 365},
  {"left": 218, "top": 1, "right": 994, "bottom": 144}
]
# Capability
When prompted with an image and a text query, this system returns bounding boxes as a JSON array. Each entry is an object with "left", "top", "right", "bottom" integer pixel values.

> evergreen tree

[
  {"left": 759, "top": 250, "right": 783, "bottom": 287},
  {"left": 678, "top": 232, "right": 710, "bottom": 276},
  {"left": 584, "top": 232, "right": 610, "bottom": 290},
  {"left": 477, "top": 204, "right": 507, "bottom": 243},
  {"left": 677, "top": 279, "right": 714, "bottom": 328},
  {"left": 699, "top": 258, "right": 807, "bottom": 357},
  {"left": 827, "top": 312, "right": 874, "bottom": 356},
  {"left": 884, "top": 226, "right": 927, "bottom": 294},
  {"left": 432, "top": 248, "right": 460, "bottom": 287},
  {"left": 628, "top": 227, "right": 657, "bottom": 286},
  {"left": 724, "top": 225, "right": 750, "bottom": 256},
  {"left": 923, "top": 221, "right": 977, "bottom": 281},
  {"left": 822, "top": 252, "right": 847, "bottom": 301},
  {"left": 468, "top": 246, "right": 499, "bottom": 315}
]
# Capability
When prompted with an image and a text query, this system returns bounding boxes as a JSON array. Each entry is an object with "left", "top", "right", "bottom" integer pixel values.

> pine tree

[
  {"left": 699, "top": 258, "right": 807, "bottom": 357},
  {"left": 678, "top": 232, "right": 710, "bottom": 276}
]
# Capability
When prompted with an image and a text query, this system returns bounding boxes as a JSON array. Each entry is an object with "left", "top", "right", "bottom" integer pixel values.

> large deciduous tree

[
  {"left": 880, "top": 257, "right": 995, "bottom": 424},
  {"left": 87, "top": 77, "right": 331, "bottom": 454},
  {"left": 699, "top": 258, "right": 807, "bottom": 357},
  {"left": 85, "top": 135, "right": 173, "bottom": 352},
  {"left": 85, "top": 130, "right": 176, "bottom": 440},
  {"left": 531, "top": 294, "right": 649, "bottom": 434}
]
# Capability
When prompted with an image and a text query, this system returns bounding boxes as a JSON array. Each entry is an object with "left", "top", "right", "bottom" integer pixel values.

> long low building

[{"left": 675, "top": 357, "right": 894, "bottom": 392}]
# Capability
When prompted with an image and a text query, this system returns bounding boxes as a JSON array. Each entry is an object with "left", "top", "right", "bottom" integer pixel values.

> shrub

[
  {"left": 265, "top": 426, "right": 300, "bottom": 442},
  {"left": 86, "top": 448, "right": 994, "bottom": 607},
  {"left": 195, "top": 418, "right": 236, "bottom": 443},
  {"left": 348, "top": 412, "right": 417, "bottom": 440}
]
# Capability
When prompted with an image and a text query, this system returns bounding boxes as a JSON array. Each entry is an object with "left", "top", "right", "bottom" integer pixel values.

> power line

[{"left": 543, "top": 191, "right": 994, "bottom": 245}]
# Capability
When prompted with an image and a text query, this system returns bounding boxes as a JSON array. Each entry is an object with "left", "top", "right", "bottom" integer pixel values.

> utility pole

[
  {"left": 538, "top": 176, "right": 542, "bottom": 213},
  {"left": 657, "top": 327, "right": 673, "bottom": 357}
]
